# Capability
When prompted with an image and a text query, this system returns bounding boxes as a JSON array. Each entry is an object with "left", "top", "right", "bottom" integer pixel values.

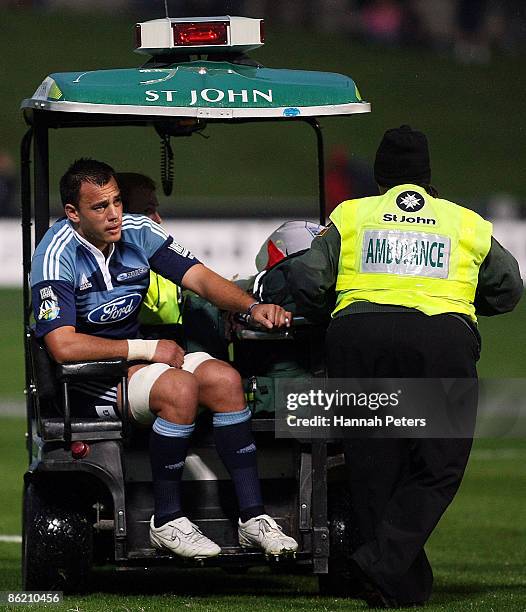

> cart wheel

[
  {"left": 318, "top": 482, "right": 361, "bottom": 597},
  {"left": 22, "top": 483, "right": 93, "bottom": 593}
]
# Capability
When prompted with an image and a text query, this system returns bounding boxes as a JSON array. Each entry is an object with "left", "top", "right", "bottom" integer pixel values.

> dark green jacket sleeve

[
  {"left": 475, "top": 237, "right": 523, "bottom": 316},
  {"left": 288, "top": 225, "right": 341, "bottom": 321}
]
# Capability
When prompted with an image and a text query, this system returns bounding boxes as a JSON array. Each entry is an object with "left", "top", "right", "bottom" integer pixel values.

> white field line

[{"left": 0, "top": 535, "right": 22, "bottom": 543}]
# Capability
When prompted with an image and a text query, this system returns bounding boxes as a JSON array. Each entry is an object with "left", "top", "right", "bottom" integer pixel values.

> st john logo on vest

[{"left": 396, "top": 191, "right": 425, "bottom": 213}]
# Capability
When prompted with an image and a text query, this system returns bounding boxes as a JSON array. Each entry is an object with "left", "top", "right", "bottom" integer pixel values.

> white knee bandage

[
  {"left": 181, "top": 352, "right": 215, "bottom": 373},
  {"left": 128, "top": 363, "right": 171, "bottom": 425}
]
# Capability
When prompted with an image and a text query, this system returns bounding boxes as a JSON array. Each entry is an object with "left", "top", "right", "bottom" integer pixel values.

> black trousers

[{"left": 326, "top": 312, "right": 480, "bottom": 605}]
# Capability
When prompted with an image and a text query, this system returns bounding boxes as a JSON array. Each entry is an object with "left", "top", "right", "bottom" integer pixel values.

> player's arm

[
  {"left": 145, "top": 225, "right": 291, "bottom": 329},
  {"left": 181, "top": 263, "right": 291, "bottom": 329},
  {"left": 43, "top": 326, "right": 128, "bottom": 363},
  {"left": 43, "top": 326, "right": 185, "bottom": 368}
]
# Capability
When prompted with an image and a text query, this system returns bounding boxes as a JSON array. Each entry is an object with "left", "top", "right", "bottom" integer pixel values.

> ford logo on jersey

[{"left": 88, "top": 293, "right": 142, "bottom": 324}]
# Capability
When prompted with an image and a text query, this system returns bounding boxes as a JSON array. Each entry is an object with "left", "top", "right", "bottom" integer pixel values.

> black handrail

[
  {"left": 21, "top": 127, "right": 34, "bottom": 463},
  {"left": 33, "top": 122, "right": 50, "bottom": 246},
  {"left": 21, "top": 128, "right": 33, "bottom": 333}
]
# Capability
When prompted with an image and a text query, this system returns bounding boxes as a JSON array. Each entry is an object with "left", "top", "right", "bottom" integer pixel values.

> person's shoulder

[
  {"left": 121, "top": 213, "right": 169, "bottom": 244},
  {"left": 336, "top": 196, "right": 376, "bottom": 209},
  {"left": 121, "top": 213, "right": 164, "bottom": 228},
  {"left": 331, "top": 195, "right": 378, "bottom": 217},
  {"left": 121, "top": 212, "right": 153, "bottom": 233},
  {"left": 32, "top": 218, "right": 77, "bottom": 283},
  {"left": 33, "top": 218, "right": 77, "bottom": 259},
  {"left": 436, "top": 196, "right": 491, "bottom": 225},
  {"left": 122, "top": 213, "right": 149, "bottom": 223}
]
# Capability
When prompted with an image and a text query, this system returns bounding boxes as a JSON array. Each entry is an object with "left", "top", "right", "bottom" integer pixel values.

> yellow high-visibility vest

[
  {"left": 139, "top": 271, "right": 182, "bottom": 326},
  {"left": 329, "top": 184, "right": 492, "bottom": 322}
]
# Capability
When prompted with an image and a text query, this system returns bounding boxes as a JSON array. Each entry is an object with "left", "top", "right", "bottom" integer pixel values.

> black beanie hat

[{"left": 374, "top": 125, "right": 431, "bottom": 188}]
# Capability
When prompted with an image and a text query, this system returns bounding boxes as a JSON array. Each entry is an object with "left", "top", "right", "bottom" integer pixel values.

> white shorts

[{"left": 128, "top": 352, "right": 215, "bottom": 425}]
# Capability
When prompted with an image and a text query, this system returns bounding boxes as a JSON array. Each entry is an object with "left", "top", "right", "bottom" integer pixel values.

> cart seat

[{"left": 28, "top": 328, "right": 129, "bottom": 444}]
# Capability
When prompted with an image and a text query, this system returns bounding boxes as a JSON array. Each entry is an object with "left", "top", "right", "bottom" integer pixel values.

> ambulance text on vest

[{"left": 361, "top": 230, "right": 451, "bottom": 278}]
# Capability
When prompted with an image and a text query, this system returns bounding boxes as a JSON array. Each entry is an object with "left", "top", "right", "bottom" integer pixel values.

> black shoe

[
  {"left": 347, "top": 561, "right": 398, "bottom": 608},
  {"left": 362, "top": 581, "right": 424, "bottom": 608},
  {"left": 363, "top": 586, "right": 397, "bottom": 608}
]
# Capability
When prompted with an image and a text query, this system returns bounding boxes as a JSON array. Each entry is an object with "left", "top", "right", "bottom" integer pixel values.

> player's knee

[
  {"left": 153, "top": 370, "right": 199, "bottom": 424},
  {"left": 174, "top": 370, "right": 200, "bottom": 406},
  {"left": 204, "top": 362, "right": 245, "bottom": 410},
  {"left": 208, "top": 361, "right": 243, "bottom": 393}
]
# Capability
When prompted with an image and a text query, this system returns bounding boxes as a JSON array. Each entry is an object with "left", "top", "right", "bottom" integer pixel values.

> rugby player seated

[{"left": 31, "top": 159, "right": 298, "bottom": 560}]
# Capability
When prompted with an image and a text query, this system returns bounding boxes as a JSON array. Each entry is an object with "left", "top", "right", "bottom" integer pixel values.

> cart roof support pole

[
  {"left": 21, "top": 127, "right": 34, "bottom": 463},
  {"left": 33, "top": 121, "right": 50, "bottom": 246},
  {"left": 306, "top": 118, "right": 326, "bottom": 226},
  {"left": 21, "top": 128, "right": 33, "bottom": 328}
]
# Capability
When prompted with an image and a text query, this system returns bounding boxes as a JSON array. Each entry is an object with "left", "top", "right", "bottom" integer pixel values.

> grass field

[{"left": 0, "top": 417, "right": 525, "bottom": 611}]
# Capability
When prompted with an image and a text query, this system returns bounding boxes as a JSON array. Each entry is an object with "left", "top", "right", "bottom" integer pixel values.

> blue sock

[
  {"left": 213, "top": 407, "right": 265, "bottom": 522},
  {"left": 149, "top": 417, "right": 195, "bottom": 528}
]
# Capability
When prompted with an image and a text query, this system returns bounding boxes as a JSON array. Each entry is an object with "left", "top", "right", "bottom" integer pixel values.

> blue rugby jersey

[{"left": 31, "top": 214, "right": 200, "bottom": 339}]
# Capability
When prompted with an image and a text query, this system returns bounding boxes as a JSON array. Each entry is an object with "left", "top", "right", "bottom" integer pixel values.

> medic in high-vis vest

[{"left": 287, "top": 125, "right": 523, "bottom": 607}]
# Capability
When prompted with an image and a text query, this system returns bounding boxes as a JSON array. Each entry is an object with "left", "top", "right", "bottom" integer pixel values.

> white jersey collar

[{"left": 69, "top": 221, "right": 115, "bottom": 290}]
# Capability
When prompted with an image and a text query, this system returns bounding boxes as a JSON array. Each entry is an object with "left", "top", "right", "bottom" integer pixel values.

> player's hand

[
  {"left": 152, "top": 339, "right": 185, "bottom": 368},
  {"left": 250, "top": 304, "right": 292, "bottom": 329}
]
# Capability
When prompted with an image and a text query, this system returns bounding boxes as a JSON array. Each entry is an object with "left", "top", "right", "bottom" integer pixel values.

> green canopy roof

[{"left": 22, "top": 61, "right": 370, "bottom": 119}]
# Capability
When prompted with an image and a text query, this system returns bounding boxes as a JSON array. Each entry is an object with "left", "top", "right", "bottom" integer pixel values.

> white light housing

[{"left": 135, "top": 16, "right": 265, "bottom": 55}]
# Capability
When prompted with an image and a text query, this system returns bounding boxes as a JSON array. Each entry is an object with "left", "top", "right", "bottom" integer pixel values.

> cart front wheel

[{"left": 22, "top": 482, "right": 93, "bottom": 593}]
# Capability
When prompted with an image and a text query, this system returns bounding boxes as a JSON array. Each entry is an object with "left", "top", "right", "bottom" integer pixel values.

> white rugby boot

[
  {"left": 238, "top": 514, "right": 298, "bottom": 555},
  {"left": 150, "top": 516, "right": 221, "bottom": 559}
]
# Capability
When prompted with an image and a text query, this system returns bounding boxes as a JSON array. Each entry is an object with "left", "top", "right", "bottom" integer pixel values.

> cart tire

[
  {"left": 22, "top": 483, "right": 93, "bottom": 593},
  {"left": 318, "top": 482, "right": 360, "bottom": 597}
]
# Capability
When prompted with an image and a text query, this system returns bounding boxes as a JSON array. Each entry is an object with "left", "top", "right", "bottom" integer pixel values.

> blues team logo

[
  {"left": 38, "top": 286, "right": 60, "bottom": 321},
  {"left": 396, "top": 191, "right": 425, "bottom": 213},
  {"left": 88, "top": 293, "right": 142, "bottom": 324}
]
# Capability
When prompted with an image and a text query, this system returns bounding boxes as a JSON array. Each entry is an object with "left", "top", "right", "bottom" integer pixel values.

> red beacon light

[
  {"left": 172, "top": 22, "right": 228, "bottom": 46},
  {"left": 135, "top": 16, "right": 264, "bottom": 55}
]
